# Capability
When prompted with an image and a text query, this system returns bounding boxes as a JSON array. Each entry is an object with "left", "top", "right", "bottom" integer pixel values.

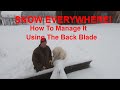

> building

[
  {"left": 56, "top": 11, "right": 95, "bottom": 24},
  {"left": 56, "top": 11, "right": 119, "bottom": 24}
]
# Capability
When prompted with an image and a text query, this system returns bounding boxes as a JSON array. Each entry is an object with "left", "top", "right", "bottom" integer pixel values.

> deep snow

[{"left": 0, "top": 23, "right": 120, "bottom": 79}]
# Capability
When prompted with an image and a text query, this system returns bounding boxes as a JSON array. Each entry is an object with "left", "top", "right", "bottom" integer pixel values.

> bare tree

[{"left": 41, "top": 11, "right": 45, "bottom": 25}]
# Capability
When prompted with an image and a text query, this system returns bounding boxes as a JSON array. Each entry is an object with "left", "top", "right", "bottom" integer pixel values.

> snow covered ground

[{"left": 0, "top": 23, "right": 120, "bottom": 79}]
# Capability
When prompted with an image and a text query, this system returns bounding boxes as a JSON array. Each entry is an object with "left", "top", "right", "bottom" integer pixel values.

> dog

[{"left": 52, "top": 47, "right": 67, "bottom": 63}]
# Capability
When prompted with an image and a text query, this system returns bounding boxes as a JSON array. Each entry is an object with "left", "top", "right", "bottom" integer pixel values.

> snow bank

[
  {"left": 0, "top": 48, "right": 7, "bottom": 58},
  {"left": 50, "top": 60, "right": 67, "bottom": 79}
]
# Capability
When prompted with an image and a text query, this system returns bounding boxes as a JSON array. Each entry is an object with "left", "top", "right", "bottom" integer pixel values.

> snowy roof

[{"left": 1, "top": 11, "right": 23, "bottom": 17}]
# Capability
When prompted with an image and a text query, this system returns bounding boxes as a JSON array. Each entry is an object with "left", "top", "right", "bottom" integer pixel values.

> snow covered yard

[{"left": 0, "top": 23, "right": 120, "bottom": 79}]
